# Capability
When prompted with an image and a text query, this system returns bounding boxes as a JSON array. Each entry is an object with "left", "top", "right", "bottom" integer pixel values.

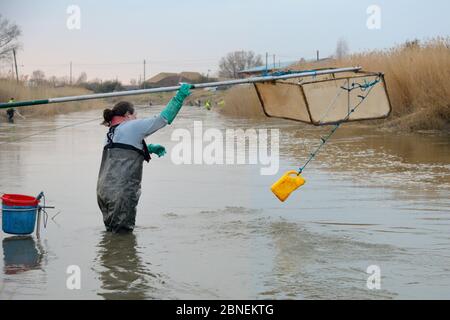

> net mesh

[
  {"left": 254, "top": 82, "right": 310, "bottom": 122},
  {"left": 254, "top": 72, "right": 391, "bottom": 125}
]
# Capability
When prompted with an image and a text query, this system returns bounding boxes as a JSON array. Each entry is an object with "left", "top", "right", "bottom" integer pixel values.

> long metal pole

[{"left": 0, "top": 66, "right": 361, "bottom": 109}]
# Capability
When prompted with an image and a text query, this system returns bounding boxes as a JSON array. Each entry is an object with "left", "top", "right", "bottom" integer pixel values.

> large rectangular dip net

[{"left": 254, "top": 70, "right": 392, "bottom": 125}]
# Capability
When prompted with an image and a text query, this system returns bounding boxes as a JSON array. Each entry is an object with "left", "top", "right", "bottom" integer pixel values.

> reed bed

[{"left": 221, "top": 38, "right": 450, "bottom": 131}]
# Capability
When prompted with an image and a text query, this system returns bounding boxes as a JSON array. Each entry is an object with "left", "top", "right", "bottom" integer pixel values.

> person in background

[
  {"left": 205, "top": 99, "right": 211, "bottom": 110},
  {"left": 6, "top": 97, "right": 15, "bottom": 123},
  {"left": 97, "top": 83, "right": 193, "bottom": 233}
]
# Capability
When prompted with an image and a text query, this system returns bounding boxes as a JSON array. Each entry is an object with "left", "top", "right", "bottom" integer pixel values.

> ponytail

[
  {"left": 101, "top": 101, "right": 135, "bottom": 126},
  {"left": 102, "top": 108, "right": 114, "bottom": 125}
]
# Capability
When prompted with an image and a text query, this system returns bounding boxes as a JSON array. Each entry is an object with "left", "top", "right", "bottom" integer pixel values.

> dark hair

[{"left": 102, "top": 101, "right": 135, "bottom": 126}]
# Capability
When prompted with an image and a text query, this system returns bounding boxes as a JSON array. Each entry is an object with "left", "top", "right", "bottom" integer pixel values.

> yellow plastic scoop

[{"left": 271, "top": 170, "right": 306, "bottom": 202}]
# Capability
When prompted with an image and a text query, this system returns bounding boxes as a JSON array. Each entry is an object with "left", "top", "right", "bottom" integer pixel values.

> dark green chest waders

[{"left": 96, "top": 125, "right": 151, "bottom": 233}]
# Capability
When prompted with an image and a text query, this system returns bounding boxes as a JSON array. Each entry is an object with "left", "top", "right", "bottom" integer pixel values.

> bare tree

[
  {"left": 335, "top": 38, "right": 350, "bottom": 59},
  {"left": 48, "top": 75, "right": 58, "bottom": 87},
  {"left": 404, "top": 39, "right": 420, "bottom": 49},
  {"left": 31, "top": 70, "right": 46, "bottom": 85},
  {"left": 0, "top": 15, "right": 21, "bottom": 61},
  {"left": 219, "top": 50, "right": 263, "bottom": 79},
  {"left": 76, "top": 72, "right": 87, "bottom": 85},
  {"left": 57, "top": 76, "right": 69, "bottom": 86}
]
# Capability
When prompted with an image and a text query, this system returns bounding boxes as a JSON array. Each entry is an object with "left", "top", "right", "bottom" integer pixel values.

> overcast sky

[{"left": 1, "top": 0, "right": 449, "bottom": 83}]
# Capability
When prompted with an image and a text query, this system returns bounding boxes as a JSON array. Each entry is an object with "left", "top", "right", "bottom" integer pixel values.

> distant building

[
  {"left": 145, "top": 71, "right": 204, "bottom": 87},
  {"left": 147, "top": 72, "right": 178, "bottom": 84},
  {"left": 179, "top": 71, "right": 203, "bottom": 82}
]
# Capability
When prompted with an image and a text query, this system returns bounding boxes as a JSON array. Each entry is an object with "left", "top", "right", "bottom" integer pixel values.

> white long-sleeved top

[{"left": 103, "top": 114, "right": 168, "bottom": 150}]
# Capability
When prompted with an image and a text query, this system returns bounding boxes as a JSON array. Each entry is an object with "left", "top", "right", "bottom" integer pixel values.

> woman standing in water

[{"left": 97, "top": 84, "right": 193, "bottom": 233}]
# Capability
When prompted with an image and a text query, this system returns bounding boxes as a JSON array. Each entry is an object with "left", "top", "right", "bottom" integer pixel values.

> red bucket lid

[{"left": 1, "top": 194, "right": 39, "bottom": 207}]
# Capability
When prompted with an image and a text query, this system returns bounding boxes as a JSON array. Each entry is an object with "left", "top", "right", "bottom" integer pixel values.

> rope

[
  {"left": 0, "top": 105, "right": 151, "bottom": 146},
  {"left": 0, "top": 117, "right": 102, "bottom": 146},
  {"left": 316, "top": 79, "right": 348, "bottom": 125},
  {"left": 297, "top": 75, "right": 382, "bottom": 175}
]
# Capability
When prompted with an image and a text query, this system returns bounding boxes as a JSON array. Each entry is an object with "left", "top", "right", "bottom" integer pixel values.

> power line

[{"left": 19, "top": 58, "right": 220, "bottom": 68}]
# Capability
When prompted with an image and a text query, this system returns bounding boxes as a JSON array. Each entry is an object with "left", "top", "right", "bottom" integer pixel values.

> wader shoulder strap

[
  {"left": 105, "top": 125, "right": 151, "bottom": 163},
  {"left": 141, "top": 139, "right": 151, "bottom": 163}
]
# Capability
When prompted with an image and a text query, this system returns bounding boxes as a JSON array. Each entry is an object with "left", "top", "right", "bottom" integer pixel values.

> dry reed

[
  {"left": 221, "top": 38, "right": 450, "bottom": 131},
  {"left": 0, "top": 80, "right": 107, "bottom": 118}
]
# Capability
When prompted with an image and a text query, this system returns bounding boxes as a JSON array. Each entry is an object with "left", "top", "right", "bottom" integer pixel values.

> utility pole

[
  {"left": 70, "top": 61, "right": 73, "bottom": 85},
  {"left": 273, "top": 54, "right": 276, "bottom": 70},
  {"left": 316, "top": 50, "right": 320, "bottom": 61},
  {"left": 13, "top": 49, "right": 19, "bottom": 83},
  {"left": 143, "top": 59, "right": 146, "bottom": 89},
  {"left": 265, "top": 52, "right": 268, "bottom": 73}
]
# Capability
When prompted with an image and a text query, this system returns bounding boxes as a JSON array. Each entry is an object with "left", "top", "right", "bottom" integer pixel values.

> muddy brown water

[{"left": 0, "top": 105, "right": 449, "bottom": 299}]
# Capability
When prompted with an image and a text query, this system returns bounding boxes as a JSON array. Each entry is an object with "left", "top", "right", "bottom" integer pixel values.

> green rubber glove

[
  {"left": 147, "top": 144, "right": 167, "bottom": 157},
  {"left": 160, "top": 83, "right": 194, "bottom": 124}
]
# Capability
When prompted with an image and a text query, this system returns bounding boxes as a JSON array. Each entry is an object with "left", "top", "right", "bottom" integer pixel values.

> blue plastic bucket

[{"left": 1, "top": 194, "right": 39, "bottom": 235}]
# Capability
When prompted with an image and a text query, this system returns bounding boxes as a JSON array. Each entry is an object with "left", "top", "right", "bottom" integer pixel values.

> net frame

[{"left": 254, "top": 71, "right": 392, "bottom": 126}]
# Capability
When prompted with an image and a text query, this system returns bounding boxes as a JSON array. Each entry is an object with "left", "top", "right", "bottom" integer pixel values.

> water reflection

[
  {"left": 262, "top": 221, "right": 396, "bottom": 299},
  {"left": 0, "top": 108, "right": 449, "bottom": 299},
  {"left": 95, "top": 232, "right": 158, "bottom": 300},
  {"left": 2, "top": 236, "right": 43, "bottom": 275},
  {"left": 281, "top": 125, "right": 450, "bottom": 187}
]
